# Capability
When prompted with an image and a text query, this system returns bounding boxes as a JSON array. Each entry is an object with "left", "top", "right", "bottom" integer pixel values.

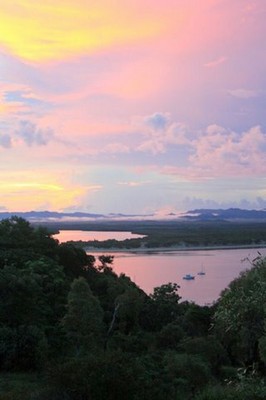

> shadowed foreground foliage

[{"left": 0, "top": 216, "right": 266, "bottom": 399}]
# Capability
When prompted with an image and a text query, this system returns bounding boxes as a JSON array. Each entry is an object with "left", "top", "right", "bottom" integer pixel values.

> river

[
  {"left": 90, "top": 248, "right": 266, "bottom": 305},
  {"left": 53, "top": 230, "right": 145, "bottom": 242},
  {"left": 54, "top": 230, "right": 266, "bottom": 305}
]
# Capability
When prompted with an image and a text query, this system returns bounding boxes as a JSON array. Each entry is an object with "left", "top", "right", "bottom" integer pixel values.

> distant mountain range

[
  {"left": 0, "top": 208, "right": 266, "bottom": 222},
  {"left": 0, "top": 210, "right": 149, "bottom": 222},
  {"left": 0, "top": 211, "right": 105, "bottom": 221},
  {"left": 183, "top": 208, "right": 266, "bottom": 221}
]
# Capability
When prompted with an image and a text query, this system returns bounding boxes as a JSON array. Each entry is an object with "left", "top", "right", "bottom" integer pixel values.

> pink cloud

[
  {"left": 117, "top": 181, "right": 150, "bottom": 187},
  {"left": 162, "top": 125, "right": 266, "bottom": 179},
  {"left": 0, "top": 0, "right": 265, "bottom": 213},
  {"left": 204, "top": 56, "right": 227, "bottom": 68},
  {"left": 228, "top": 88, "right": 259, "bottom": 98},
  {"left": 135, "top": 112, "right": 190, "bottom": 155},
  {"left": 101, "top": 143, "right": 130, "bottom": 154}
]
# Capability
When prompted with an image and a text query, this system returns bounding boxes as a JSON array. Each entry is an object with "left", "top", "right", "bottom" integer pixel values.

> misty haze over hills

[
  {"left": 183, "top": 208, "right": 266, "bottom": 221},
  {"left": 1, "top": 208, "right": 266, "bottom": 222}
]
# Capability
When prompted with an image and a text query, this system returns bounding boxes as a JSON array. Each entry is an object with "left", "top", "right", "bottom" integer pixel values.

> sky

[{"left": 0, "top": 0, "right": 266, "bottom": 215}]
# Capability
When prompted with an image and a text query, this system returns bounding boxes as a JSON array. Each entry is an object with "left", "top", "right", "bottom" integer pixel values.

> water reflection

[
  {"left": 91, "top": 248, "right": 266, "bottom": 305},
  {"left": 54, "top": 230, "right": 145, "bottom": 242}
]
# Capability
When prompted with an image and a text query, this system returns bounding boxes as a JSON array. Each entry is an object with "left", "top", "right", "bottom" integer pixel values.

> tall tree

[
  {"left": 62, "top": 277, "right": 104, "bottom": 355},
  {"left": 214, "top": 256, "right": 266, "bottom": 366},
  {"left": 141, "top": 282, "right": 181, "bottom": 331}
]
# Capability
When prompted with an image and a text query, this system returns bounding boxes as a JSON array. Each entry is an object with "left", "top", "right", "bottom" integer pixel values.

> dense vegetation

[
  {"left": 1, "top": 216, "right": 266, "bottom": 399},
  {"left": 43, "top": 220, "right": 266, "bottom": 249}
]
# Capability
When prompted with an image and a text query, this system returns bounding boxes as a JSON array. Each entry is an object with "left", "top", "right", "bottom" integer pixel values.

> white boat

[{"left": 183, "top": 274, "right": 195, "bottom": 280}]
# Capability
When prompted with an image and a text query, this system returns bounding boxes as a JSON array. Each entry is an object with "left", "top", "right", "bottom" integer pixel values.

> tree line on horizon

[
  {"left": 63, "top": 220, "right": 266, "bottom": 249},
  {"left": 0, "top": 216, "right": 266, "bottom": 399}
]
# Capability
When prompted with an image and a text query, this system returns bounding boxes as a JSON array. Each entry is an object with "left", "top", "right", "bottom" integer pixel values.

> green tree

[
  {"left": 115, "top": 288, "right": 145, "bottom": 334},
  {"left": 178, "top": 336, "right": 228, "bottom": 375},
  {"left": 156, "top": 322, "right": 185, "bottom": 350},
  {"left": 214, "top": 256, "right": 266, "bottom": 366},
  {"left": 163, "top": 351, "right": 212, "bottom": 397},
  {"left": 141, "top": 283, "right": 181, "bottom": 331},
  {"left": 0, "top": 217, "right": 59, "bottom": 268},
  {"left": 0, "top": 216, "right": 34, "bottom": 249},
  {"left": 62, "top": 277, "right": 104, "bottom": 355},
  {"left": 0, "top": 265, "right": 42, "bottom": 327},
  {"left": 57, "top": 242, "right": 95, "bottom": 279},
  {"left": 181, "top": 303, "right": 213, "bottom": 337},
  {"left": 97, "top": 255, "right": 114, "bottom": 273},
  {"left": 0, "top": 325, "right": 48, "bottom": 371}
]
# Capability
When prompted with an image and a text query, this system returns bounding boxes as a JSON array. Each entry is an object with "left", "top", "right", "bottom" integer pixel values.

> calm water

[
  {"left": 91, "top": 248, "right": 266, "bottom": 305},
  {"left": 54, "top": 230, "right": 266, "bottom": 305},
  {"left": 54, "top": 230, "right": 145, "bottom": 242}
]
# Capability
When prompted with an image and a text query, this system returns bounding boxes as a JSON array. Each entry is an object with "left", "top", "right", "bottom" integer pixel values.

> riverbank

[{"left": 84, "top": 243, "right": 266, "bottom": 254}]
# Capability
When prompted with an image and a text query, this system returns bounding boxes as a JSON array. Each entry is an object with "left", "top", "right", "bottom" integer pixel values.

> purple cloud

[
  {"left": 0, "top": 134, "right": 12, "bottom": 148},
  {"left": 15, "top": 120, "right": 54, "bottom": 146}
]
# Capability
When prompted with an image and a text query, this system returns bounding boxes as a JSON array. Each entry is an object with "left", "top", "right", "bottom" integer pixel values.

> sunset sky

[{"left": 0, "top": 0, "right": 266, "bottom": 215}]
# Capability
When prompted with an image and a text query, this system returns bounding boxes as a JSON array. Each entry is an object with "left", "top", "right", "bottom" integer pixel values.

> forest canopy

[{"left": 0, "top": 216, "right": 266, "bottom": 400}]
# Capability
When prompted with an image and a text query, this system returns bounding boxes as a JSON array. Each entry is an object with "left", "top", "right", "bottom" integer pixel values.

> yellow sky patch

[
  {"left": 0, "top": 0, "right": 165, "bottom": 62},
  {"left": 0, "top": 182, "right": 63, "bottom": 191},
  {"left": 0, "top": 101, "right": 26, "bottom": 115},
  {"left": 0, "top": 174, "right": 87, "bottom": 211}
]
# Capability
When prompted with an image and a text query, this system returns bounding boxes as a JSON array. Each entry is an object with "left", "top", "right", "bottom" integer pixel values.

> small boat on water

[
  {"left": 183, "top": 274, "right": 195, "bottom": 280},
  {"left": 197, "top": 265, "right": 206, "bottom": 276}
]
